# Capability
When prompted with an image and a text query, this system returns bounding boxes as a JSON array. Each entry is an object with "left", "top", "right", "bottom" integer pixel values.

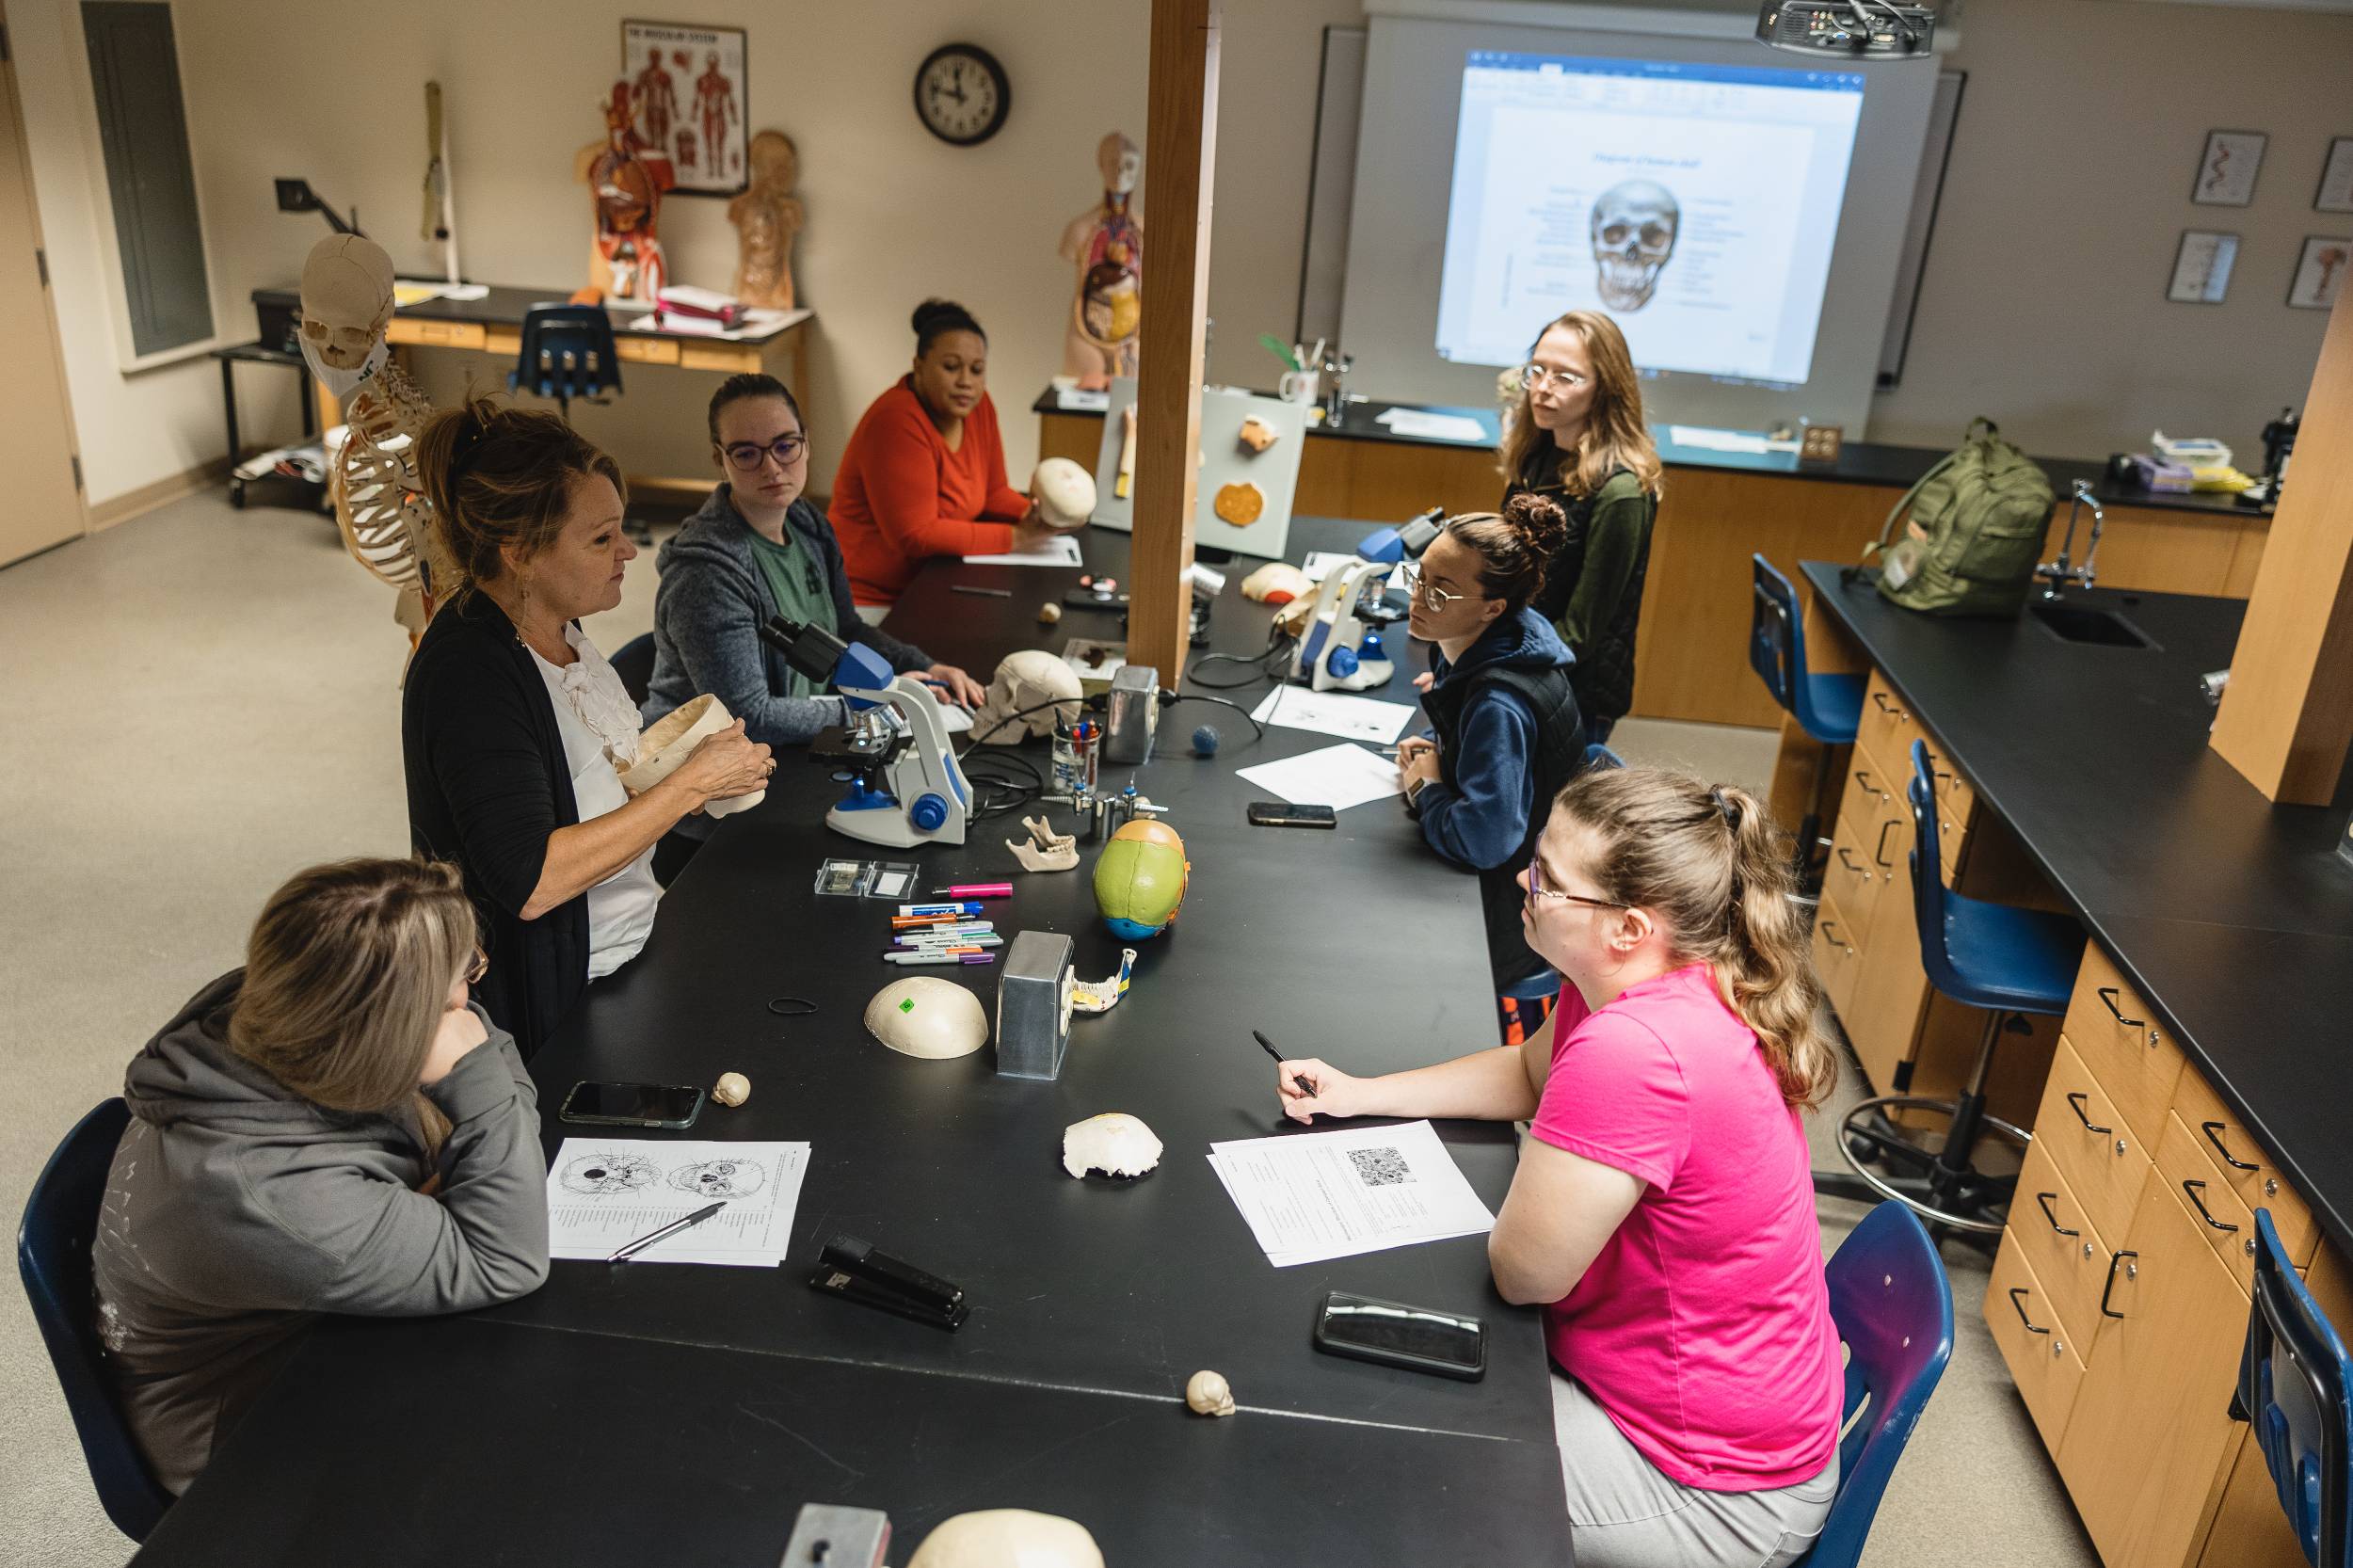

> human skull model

[
  {"left": 865, "top": 975, "right": 989, "bottom": 1060},
  {"left": 906, "top": 1510, "right": 1104, "bottom": 1568},
  {"left": 1097, "top": 131, "right": 1141, "bottom": 197},
  {"left": 1031, "top": 457, "right": 1097, "bottom": 526},
  {"left": 1185, "top": 1369, "right": 1236, "bottom": 1417},
  {"left": 971, "top": 650, "right": 1083, "bottom": 745},
  {"left": 1062, "top": 1112, "right": 1162, "bottom": 1179},
  {"left": 1241, "top": 562, "right": 1312, "bottom": 605},
  {"left": 1589, "top": 180, "right": 1680, "bottom": 311},
  {"left": 298, "top": 233, "right": 396, "bottom": 369}
]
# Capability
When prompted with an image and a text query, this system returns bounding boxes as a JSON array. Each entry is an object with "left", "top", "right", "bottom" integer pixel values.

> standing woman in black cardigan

[
  {"left": 403, "top": 397, "right": 773, "bottom": 1054},
  {"left": 1492, "top": 311, "right": 1663, "bottom": 744}
]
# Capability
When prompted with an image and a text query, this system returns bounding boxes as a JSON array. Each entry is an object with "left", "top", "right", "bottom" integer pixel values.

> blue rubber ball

[{"left": 1192, "top": 725, "right": 1220, "bottom": 758}]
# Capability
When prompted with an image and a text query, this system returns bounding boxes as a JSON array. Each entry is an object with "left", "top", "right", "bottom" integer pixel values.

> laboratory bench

[{"left": 1792, "top": 561, "right": 2353, "bottom": 1568}]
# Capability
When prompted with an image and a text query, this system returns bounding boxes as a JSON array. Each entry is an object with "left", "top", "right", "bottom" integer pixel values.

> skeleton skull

[
  {"left": 1589, "top": 180, "right": 1680, "bottom": 312},
  {"left": 971, "top": 650, "right": 1083, "bottom": 745},
  {"left": 1062, "top": 1112, "right": 1162, "bottom": 1179},
  {"left": 298, "top": 234, "right": 397, "bottom": 370},
  {"left": 1031, "top": 457, "right": 1096, "bottom": 526},
  {"left": 1096, "top": 131, "right": 1141, "bottom": 196},
  {"left": 907, "top": 1511, "right": 1104, "bottom": 1568}
]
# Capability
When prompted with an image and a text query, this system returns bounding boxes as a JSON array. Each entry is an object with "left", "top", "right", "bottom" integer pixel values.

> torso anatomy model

[
  {"left": 1057, "top": 132, "right": 1143, "bottom": 391},
  {"left": 729, "top": 130, "right": 804, "bottom": 312},
  {"left": 297, "top": 233, "right": 457, "bottom": 642},
  {"left": 575, "top": 81, "right": 677, "bottom": 302}
]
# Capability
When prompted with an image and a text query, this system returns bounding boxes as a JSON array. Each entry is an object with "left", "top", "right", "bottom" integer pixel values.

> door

[{"left": 0, "top": 7, "right": 90, "bottom": 566}]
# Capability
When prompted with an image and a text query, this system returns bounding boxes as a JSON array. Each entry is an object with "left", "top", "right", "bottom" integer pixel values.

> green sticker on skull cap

[{"left": 900, "top": 998, "right": 916, "bottom": 1013}]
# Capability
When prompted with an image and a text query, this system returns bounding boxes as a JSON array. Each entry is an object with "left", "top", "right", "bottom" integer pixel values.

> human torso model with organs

[
  {"left": 575, "top": 81, "right": 676, "bottom": 302},
  {"left": 1058, "top": 132, "right": 1143, "bottom": 390},
  {"left": 729, "top": 130, "right": 804, "bottom": 311}
]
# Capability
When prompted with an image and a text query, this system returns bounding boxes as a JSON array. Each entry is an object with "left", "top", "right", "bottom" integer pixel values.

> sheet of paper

[
  {"left": 964, "top": 535, "right": 1084, "bottom": 568},
  {"left": 1209, "top": 1121, "right": 1496, "bottom": 1267},
  {"left": 1374, "top": 407, "right": 1488, "bottom": 443},
  {"left": 1056, "top": 388, "right": 1111, "bottom": 411},
  {"left": 1251, "top": 685, "right": 1417, "bottom": 744},
  {"left": 1667, "top": 424, "right": 1801, "bottom": 456},
  {"left": 1234, "top": 742, "right": 1400, "bottom": 812},
  {"left": 936, "top": 703, "right": 974, "bottom": 735},
  {"left": 1300, "top": 551, "right": 1355, "bottom": 584},
  {"left": 545, "top": 1139, "right": 809, "bottom": 1267}
]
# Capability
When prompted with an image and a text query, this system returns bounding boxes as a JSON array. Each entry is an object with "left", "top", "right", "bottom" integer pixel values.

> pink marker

[{"left": 934, "top": 882, "right": 1013, "bottom": 899}]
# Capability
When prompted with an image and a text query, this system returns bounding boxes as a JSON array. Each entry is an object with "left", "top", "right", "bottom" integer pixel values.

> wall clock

[{"left": 914, "top": 43, "right": 1010, "bottom": 147}]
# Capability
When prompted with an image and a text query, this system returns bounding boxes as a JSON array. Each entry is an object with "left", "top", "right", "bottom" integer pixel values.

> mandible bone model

[{"left": 1589, "top": 179, "right": 1680, "bottom": 311}]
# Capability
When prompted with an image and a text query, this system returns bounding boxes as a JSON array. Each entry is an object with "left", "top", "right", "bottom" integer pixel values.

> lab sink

[{"left": 2031, "top": 599, "right": 2155, "bottom": 649}]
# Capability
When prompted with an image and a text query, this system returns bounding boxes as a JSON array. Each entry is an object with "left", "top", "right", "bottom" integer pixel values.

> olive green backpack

[{"left": 1850, "top": 419, "right": 2055, "bottom": 617}]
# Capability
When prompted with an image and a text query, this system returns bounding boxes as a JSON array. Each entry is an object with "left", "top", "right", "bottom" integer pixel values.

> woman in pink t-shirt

[{"left": 1274, "top": 768, "right": 1845, "bottom": 1568}]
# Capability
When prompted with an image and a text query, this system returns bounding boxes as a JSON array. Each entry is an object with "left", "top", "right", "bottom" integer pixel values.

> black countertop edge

[
  {"left": 1033, "top": 389, "right": 2271, "bottom": 523},
  {"left": 1798, "top": 562, "right": 2353, "bottom": 1258}
]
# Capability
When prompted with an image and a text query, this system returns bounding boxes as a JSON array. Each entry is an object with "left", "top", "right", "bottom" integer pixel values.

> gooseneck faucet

[{"left": 2037, "top": 480, "right": 2106, "bottom": 598}]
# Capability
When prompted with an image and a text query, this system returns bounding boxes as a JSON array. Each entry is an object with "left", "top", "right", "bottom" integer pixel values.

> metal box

[
  {"left": 1105, "top": 663, "right": 1160, "bottom": 764},
  {"left": 995, "top": 930, "right": 1075, "bottom": 1080}
]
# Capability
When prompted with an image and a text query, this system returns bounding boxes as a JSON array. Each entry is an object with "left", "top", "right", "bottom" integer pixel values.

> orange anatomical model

[
  {"left": 575, "top": 81, "right": 676, "bottom": 302},
  {"left": 1058, "top": 132, "right": 1144, "bottom": 391}
]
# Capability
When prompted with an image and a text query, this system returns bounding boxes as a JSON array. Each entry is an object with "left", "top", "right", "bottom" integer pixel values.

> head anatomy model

[
  {"left": 575, "top": 80, "right": 677, "bottom": 301},
  {"left": 1056, "top": 131, "right": 1143, "bottom": 390},
  {"left": 298, "top": 232, "right": 458, "bottom": 641},
  {"left": 728, "top": 130, "right": 804, "bottom": 312}
]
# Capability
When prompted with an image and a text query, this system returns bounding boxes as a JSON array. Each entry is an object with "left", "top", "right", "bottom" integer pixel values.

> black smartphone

[
  {"left": 559, "top": 1080, "right": 706, "bottom": 1129},
  {"left": 1313, "top": 1291, "right": 1486, "bottom": 1381},
  {"left": 1247, "top": 801, "right": 1337, "bottom": 829}
]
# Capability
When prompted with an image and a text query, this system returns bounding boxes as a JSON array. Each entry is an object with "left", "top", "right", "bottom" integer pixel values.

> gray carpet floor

[{"left": 0, "top": 488, "right": 2097, "bottom": 1565}]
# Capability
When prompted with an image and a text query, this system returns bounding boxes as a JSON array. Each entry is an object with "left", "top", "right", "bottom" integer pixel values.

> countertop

[
  {"left": 1036, "top": 388, "right": 2270, "bottom": 523},
  {"left": 1801, "top": 563, "right": 2353, "bottom": 1254}
]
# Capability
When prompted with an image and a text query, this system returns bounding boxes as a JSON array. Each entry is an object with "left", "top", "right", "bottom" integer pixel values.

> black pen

[
  {"left": 1252, "top": 1029, "right": 1318, "bottom": 1097},
  {"left": 951, "top": 584, "right": 1013, "bottom": 599},
  {"left": 608, "top": 1201, "right": 726, "bottom": 1263}
]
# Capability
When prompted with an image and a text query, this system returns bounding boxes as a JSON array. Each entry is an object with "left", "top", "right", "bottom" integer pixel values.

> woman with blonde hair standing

[
  {"left": 1273, "top": 770, "right": 1843, "bottom": 1567},
  {"left": 1495, "top": 311, "right": 1664, "bottom": 742},
  {"left": 90, "top": 858, "right": 551, "bottom": 1495}
]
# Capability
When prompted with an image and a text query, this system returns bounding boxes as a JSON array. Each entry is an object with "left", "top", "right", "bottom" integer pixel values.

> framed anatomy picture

[
  {"left": 622, "top": 21, "right": 748, "bottom": 195},
  {"left": 2191, "top": 130, "right": 2265, "bottom": 207},
  {"left": 2288, "top": 236, "right": 2350, "bottom": 312}
]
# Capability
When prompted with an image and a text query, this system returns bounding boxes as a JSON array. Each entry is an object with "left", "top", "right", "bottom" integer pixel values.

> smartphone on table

[
  {"left": 1247, "top": 801, "right": 1337, "bottom": 829},
  {"left": 559, "top": 1080, "right": 705, "bottom": 1129},
  {"left": 1313, "top": 1290, "right": 1486, "bottom": 1381}
]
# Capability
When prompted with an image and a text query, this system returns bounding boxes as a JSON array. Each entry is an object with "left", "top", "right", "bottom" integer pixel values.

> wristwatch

[{"left": 1404, "top": 775, "right": 1431, "bottom": 814}]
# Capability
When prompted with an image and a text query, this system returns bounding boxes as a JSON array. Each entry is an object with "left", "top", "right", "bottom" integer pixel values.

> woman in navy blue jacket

[{"left": 1397, "top": 494, "right": 1589, "bottom": 1041}]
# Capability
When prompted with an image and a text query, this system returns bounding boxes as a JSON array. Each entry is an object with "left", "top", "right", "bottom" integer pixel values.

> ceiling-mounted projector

[{"left": 1758, "top": 1, "right": 1936, "bottom": 58}]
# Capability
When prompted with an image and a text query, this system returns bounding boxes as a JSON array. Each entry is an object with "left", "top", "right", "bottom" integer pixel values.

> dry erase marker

[
  {"left": 883, "top": 951, "right": 996, "bottom": 966},
  {"left": 933, "top": 882, "right": 1013, "bottom": 899},
  {"left": 893, "top": 934, "right": 1002, "bottom": 949},
  {"left": 890, "top": 920, "right": 995, "bottom": 937},
  {"left": 898, "top": 902, "right": 984, "bottom": 918}
]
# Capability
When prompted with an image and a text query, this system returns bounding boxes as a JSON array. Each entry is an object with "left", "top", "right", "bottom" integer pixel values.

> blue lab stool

[
  {"left": 1836, "top": 740, "right": 2085, "bottom": 1236},
  {"left": 18, "top": 1099, "right": 174, "bottom": 1540},
  {"left": 2233, "top": 1208, "right": 2353, "bottom": 1567},
  {"left": 508, "top": 304, "right": 623, "bottom": 423},
  {"left": 1794, "top": 1202, "right": 1956, "bottom": 1567},
  {"left": 1750, "top": 554, "right": 1864, "bottom": 863}
]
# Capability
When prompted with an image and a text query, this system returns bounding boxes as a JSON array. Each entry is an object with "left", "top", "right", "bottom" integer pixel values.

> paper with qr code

[{"left": 1208, "top": 1120, "right": 1495, "bottom": 1267}]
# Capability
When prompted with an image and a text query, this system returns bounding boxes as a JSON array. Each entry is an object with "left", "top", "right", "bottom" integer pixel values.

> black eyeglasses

[
  {"left": 722, "top": 435, "right": 808, "bottom": 470},
  {"left": 1526, "top": 856, "right": 1626, "bottom": 911}
]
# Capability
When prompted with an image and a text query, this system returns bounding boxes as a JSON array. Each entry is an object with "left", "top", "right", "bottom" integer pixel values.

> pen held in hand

[
  {"left": 1252, "top": 1029, "right": 1318, "bottom": 1098},
  {"left": 608, "top": 1200, "right": 727, "bottom": 1263}
]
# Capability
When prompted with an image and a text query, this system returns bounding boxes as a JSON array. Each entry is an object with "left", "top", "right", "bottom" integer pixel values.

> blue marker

[{"left": 897, "top": 901, "right": 984, "bottom": 919}]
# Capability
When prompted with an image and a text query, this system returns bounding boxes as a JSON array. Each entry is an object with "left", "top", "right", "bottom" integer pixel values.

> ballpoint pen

[
  {"left": 1252, "top": 1029, "right": 1319, "bottom": 1097},
  {"left": 608, "top": 1201, "right": 726, "bottom": 1263}
]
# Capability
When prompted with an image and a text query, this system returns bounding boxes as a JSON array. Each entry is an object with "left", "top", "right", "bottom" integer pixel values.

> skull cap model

[
  {"left": 1240, "top": 561, "right": 1312, "bottom": 605},
  {"left": 1092, "top": 818, "right": 1189, "bottom": 939},
  {"left": 619, "top": 694, "right": 764, "bottom": 817},
  {"left": 1062, "top": 1112, "right": 1163, "bottom": 1179},
  {"left": 1031, "top": 456, "right": 1097, "bottom": 526},
  {"left": 906, "top": 1510, "right": 1104, "bottom": 1568},
  {"left": 298, "top": 234, "right": 396, "bottom": 368},
  {"left": 1589, "top": 180, "right": 1680, "bottom": 312},
  {"left": 971, "top": 650, "right": 1084, "bottom": 744},
  {"left": 864, "top": 975, "right": 988, "bottom": 1059}
]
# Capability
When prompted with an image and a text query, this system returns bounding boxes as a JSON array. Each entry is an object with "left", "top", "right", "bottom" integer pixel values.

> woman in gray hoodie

[{"left": 91, "top": 857, "right": 550, "bottom": 1495}]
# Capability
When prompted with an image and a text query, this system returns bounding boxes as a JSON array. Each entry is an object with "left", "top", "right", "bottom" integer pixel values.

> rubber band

[{"left": 766, "top": 997, "right": 819, "bottom": 1017}]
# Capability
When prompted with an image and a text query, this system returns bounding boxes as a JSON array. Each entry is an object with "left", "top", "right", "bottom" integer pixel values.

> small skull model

[
  {"left": 1062, "top": 1112, "right": 1163, "bottom": 1180},
  {"left": 971, "top": 650, "right": 1083, "bottom": 746},
  {"left": 1185, "top": 1369, "right": 1236, "bottom": 1417},
  {"left": 1589, "top": 180, "right": 1680, "bottom": 312}
]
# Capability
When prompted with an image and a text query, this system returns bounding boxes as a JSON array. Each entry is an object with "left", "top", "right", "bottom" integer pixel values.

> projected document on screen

[{"left": 1435, "top": 54, "right": 1865, "bottom": 388}]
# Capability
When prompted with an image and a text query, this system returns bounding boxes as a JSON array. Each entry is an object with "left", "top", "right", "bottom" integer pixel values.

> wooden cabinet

[
  {"left": 1857, "top": 671, "right": 1923, "bottom": 775},
  {"left": 2057, "top": 1163, "right": 2254, "bottom": 1568},
  {"left": 2193, "top": 1430, "right": 2309, "bottom": 1568},
  {"left": 1988, "top": 1230, "right": 2090, "bottom": 1452},
  {"left": 1812, "top": 892, "right": 1863, "bottom": 1020},
  {"left": 2011, "top": 1135, "right": 2117, "bottom": 1348},
  {"left": 2034, "top": 1036, "right": 2151, "bottom": 1248},
  {"left": 2063, "top": 945, "right": 2186, "bottom": 1152},
  {"left": 2171, "top": 1066, "right": 2318, "bottom": 1270}
]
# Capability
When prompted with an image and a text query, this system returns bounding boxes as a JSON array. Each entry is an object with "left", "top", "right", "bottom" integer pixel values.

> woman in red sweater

[{"left": 832, "top": 299, "right": 1080, "bottom": 613}]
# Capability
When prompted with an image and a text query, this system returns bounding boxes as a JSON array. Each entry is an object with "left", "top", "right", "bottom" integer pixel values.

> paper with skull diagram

[
  {"left": 545, "top": 1139, "right": 809, "bottom": 1266},
  {"left": 1209, "top": 1120, "right": 1495, "bottom": 1268}
]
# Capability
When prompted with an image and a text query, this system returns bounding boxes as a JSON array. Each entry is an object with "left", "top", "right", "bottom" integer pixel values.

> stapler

[
  {"left": 760, "top": 616, "right": 973, "bottom": 849},
  {"left": 808, "top": 1235, "right": 968, "bottom": 1330}
]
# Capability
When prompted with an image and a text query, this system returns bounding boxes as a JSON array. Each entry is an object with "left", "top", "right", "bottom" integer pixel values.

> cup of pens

[{"left": 1277, "top": 368, "right": 1321, "bottom": 406}]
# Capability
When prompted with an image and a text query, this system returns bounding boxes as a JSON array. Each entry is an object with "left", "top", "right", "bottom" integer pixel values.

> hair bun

[{"left": 1504, "top": 490, "right": 1569, "bottom": 560}]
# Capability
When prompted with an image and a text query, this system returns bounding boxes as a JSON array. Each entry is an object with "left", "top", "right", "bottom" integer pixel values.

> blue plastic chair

[
  {"left": 18, "top": 1099, "right": 173, "bottom": 1540},
  {"left": 507, "top": 304, "right": 623, "bottom": 421},
  {"left": 610, "top": 632, "right": 657, "bottom": 708},
  {"left": 1583, "top": 742, "right": 1625, "bottom": 771},
  {"left": 1794, "top": 1202, "right": 1957, "bottom": 1567},
  {"left": 2234, "top": 1208, "right": 2353, "bottom": 1567},
  {"left": 1750, "top": 554, "right": 1864, "bottom": 746},
  {"left": 1836, "top": 741, "right": 2084, "bottom": 1237}
]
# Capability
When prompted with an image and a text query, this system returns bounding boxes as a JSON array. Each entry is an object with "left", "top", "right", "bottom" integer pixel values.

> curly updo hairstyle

[{"left": 1437, "top": 491, "right": 1571, "bottom": 614}]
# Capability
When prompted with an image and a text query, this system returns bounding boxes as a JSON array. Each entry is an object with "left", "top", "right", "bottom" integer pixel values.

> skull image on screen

[{"left": 1590, "top": 180, "right": 1680, "bottom": 311}]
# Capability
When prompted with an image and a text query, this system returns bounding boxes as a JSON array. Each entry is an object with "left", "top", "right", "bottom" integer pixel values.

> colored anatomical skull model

[
  {"left": 1589, "top": 179, "right": 1679, "bottom": 311},
  {"left": 1093, "top": 819, "right": 1189, "bottom": 940}
]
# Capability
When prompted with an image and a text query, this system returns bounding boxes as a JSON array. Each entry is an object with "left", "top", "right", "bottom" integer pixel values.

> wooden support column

[
  {"left": 2211, "top": 289, "right": 2353, "bottom": 804},
  {"left": 1125, "top": 0, "right": 1220, "bottom": 685}
]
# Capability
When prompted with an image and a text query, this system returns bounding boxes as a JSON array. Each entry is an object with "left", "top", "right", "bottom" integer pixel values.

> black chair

[
  {"left": 18, "top": 1099, "right": 174, "bottom": 1540},
  {"left": 610, "top": 632, "right": 657, "bottom": 708},
  {"left": 507, "top": 304, "right": 623, "bottom": 423}
]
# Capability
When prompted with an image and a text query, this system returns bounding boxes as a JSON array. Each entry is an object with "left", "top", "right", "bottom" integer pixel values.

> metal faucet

[{"left": 2037, "top": 480, "right": 2106, "bottom": 598}]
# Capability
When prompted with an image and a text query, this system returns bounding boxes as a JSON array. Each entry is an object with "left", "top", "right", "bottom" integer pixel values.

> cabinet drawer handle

[
  {"left": 2096, "top": 986, "right": 2145, "bottom": 1030},
  {"left": 1818, "top": 921, "right": 1848, "bottom": 952},
  {"left": 1872, "top": 692, "right": 1905, "bottom": 718},
  {"left": 1855, "top": 769, "right": 1883, "bottom": 800},
  {"left": 1836, "top": 848, "right": 1865, "bottom": 876},
  {"left": 2201, "top": 1121, "right": 2260, "bottom": 1174},
  {"left": 2182, "top": 1179, "right": 2239, "bottom": 1234},
  {"left": 2034, "top": 1192, "right": 2079, "bottom": 1238},
  {"left": 2100, "top": 1249, "right": 2139, "bottom": 1320},
  {"left": 1873, "top": 818, "right": 1900, "bottom": 870},
  {"left": 2066, "top": 1092, "right": 2112, "bottom": 1136},
  {"left": 2009, "top": 1287, "right": 2051, "bottom": 1336}
]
